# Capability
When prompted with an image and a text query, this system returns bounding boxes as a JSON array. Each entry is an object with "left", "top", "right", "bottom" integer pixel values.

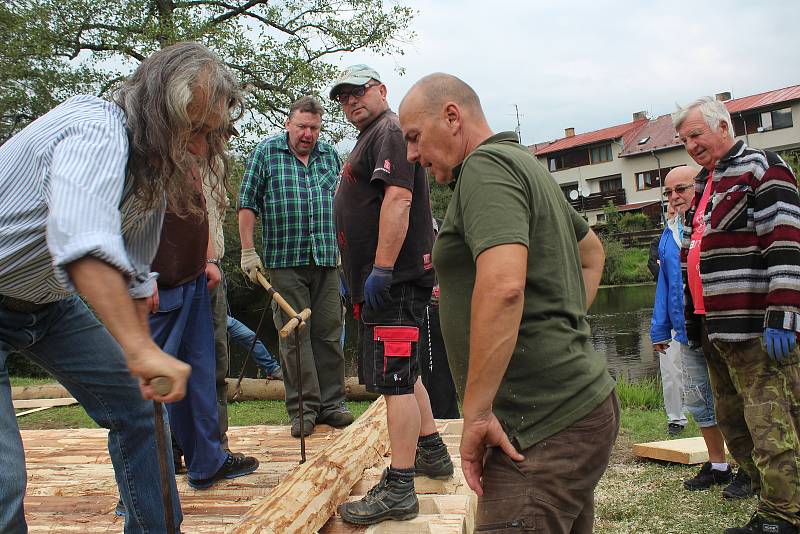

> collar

[
  {"left": 356, "top": 108, "right": 392, "bottom": 138},
  {"left": 450, "top": 131, "right": 519, "bottom": 189}
]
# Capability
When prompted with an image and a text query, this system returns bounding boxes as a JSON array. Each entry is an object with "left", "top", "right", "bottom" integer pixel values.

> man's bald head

[
  {"left": 400, "top": 72, "right": 484, "bottom": 118},
  {"left": 664, "top": 165, "right": 697, "bottom": 188},
  {"left": 663, "top": 165, "right": 698, "bottom": 215}
]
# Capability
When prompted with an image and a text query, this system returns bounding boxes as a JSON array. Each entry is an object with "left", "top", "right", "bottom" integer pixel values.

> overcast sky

[{"left": 332, "top": 0, "right": 799, "bottom": 146}]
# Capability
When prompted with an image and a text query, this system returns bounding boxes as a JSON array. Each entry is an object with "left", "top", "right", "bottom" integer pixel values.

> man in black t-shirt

[{"left": 331, "top": 64, "right": 453, "bottom": 526}]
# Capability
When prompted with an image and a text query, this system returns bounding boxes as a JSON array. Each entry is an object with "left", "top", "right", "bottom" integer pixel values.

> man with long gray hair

[
  {"left": 673, "top": 96, "right": 800, "bottom": 534},
  {"left": 0, "top": 41, "right": 242, "bottom": 532}
]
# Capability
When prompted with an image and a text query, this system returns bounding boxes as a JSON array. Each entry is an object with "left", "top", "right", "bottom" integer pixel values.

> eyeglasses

[
  {"left": 335, "top": 82, "right": 379, "bottom": 104},
  {"left": 662, "top": 183, "right": 694, "bottom": 197}
]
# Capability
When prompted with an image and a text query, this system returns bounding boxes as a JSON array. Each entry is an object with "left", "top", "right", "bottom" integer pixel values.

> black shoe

[
  {"left": 414, "top": 443, "right": 454, "bottom": 479},
  {"left": 291, "top": 418, "right": 315, "bottom": 438},
  {"left": 172, "top": 449, "right": 186, "bottom": 474},
  {"left": 338, "top": 468, "right": 419, "bottom": 525},
  {"left": 724, "top": 513, "right": 798, "bottom": 534},
  {"left": 722, "top": 468, "right": 754, "bottom": 499},
  {"left": 683, "top": 462, "right": 732, "bottom": 490},
  {"left": 320, "top": 403, "right": 355, "bottom": 428},
  {"left": 188, "top": 453, "right": 259, "bottom": 490},
  {"left": 667, "top": 422, "right": 685, "bottom": 436}
]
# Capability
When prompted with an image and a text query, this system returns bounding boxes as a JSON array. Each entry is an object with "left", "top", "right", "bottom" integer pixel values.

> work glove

[
  {"left": 240, "top": 247, "right": 264, "bottom": 284},
  {"left": 763, "top": 327, "right": 797, "bottom": 362},
  {"left": 364, "top": 265, "right": 393, "bottom": 310}
]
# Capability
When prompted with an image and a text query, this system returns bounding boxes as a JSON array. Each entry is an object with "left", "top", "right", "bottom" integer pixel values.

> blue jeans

[
  {"left": 0, "top": 296, "right": 182, "bottom": 533},
  {"left": 226, "top": 315, "right": 280, "bottom": 374},
  {"left": 680, "top": 342, "right": 717, "bottom": 427},
  {"left": 149, "top": 275, "right": 227, "bottom": 479}
]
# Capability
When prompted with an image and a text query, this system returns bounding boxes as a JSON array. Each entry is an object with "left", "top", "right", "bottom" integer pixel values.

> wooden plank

[
  {"left": 633, "top": 436, "right": 728, "bottom": 464},
  {"left": 13, "top": 397, "right": 77, "bottom": 409},
  {"left": 231, "top": 396, "right": 390, "bottom": 534}
]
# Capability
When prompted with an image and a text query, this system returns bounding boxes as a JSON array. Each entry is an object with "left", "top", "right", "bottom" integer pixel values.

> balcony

[{"left": 567, "top": 189, "right": 626, "bottom": 212}]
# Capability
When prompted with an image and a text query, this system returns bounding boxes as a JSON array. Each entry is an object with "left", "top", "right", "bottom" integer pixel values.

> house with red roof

[{"left": 529, "top": 85, "right": 800, "bottom": 225}]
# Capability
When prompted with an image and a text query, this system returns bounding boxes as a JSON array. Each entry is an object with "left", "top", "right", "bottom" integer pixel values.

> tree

[{"left": 0, "top": 0, "right": 414, "bottom": 145}]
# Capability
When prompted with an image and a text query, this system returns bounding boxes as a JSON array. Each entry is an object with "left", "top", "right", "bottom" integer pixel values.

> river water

[{"left": 229, "top": 284, "right": 660, "bottom": 382}]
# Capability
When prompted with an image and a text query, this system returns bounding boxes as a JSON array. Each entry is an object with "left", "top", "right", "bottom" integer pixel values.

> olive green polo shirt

[{"left": 432, "top": 132, "right": 615, "bottom": 450}]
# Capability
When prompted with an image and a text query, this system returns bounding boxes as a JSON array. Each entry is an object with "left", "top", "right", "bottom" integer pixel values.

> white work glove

[{"left": 240, "top": 247, "right": 264, "bottom": 284}]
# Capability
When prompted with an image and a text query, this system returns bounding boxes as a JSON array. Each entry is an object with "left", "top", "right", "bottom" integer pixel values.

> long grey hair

[{"left": 114, "top": 42, "right": 243, "bottom": 214}]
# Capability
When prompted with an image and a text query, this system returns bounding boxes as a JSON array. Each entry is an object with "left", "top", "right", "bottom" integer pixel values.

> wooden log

[
  {"left": 12, "top": 377, "right": 378, "bottom": 402},
  {"left": 231, "top": 396, "right": 390, "bottom": 534},
  {"left": 633, "top": 436, "right": 728, "bottom": 464}
]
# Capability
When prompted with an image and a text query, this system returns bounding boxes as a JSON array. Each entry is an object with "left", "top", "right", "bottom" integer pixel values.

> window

[
  {"left": 596, "top": 213, "right": 606, "bottom": 222},
  {"left": 599, "top": 175, "right": 622, "bottom": 193},
  {"left": 548, "top": 144, "right": 611, "bottom": 171},
  {"left": 733, "top": 107, "right": 793, "bottom": 136},
  {"left": 636, "top": 167, "right": 672, "bottom": 191},
  {"left": 590, "top": 144, "right": 613, "bottom": 164}
]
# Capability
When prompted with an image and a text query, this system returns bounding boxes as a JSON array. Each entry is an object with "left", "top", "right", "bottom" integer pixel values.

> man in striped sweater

[{"left": 674, "top": 96, "right": 800, "bottom": 534}]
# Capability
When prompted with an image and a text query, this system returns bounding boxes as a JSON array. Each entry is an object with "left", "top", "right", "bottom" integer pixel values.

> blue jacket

[{"left": 650, "top": 225, "right": 688, "bottom": 345}]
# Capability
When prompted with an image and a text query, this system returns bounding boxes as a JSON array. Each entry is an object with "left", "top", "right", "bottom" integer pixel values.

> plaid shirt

[{"left": 239, "top": 133, "right": 341, "bottom": 268}]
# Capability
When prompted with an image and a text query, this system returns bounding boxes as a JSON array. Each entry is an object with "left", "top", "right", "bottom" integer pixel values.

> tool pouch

[{"left": 374, "top": 326, "right": 419, "bottom": 385}]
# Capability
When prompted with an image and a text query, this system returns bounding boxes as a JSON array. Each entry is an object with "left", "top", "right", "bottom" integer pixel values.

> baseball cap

[{"left": 328, "top": 64, "right": 382, "bottom": 99}]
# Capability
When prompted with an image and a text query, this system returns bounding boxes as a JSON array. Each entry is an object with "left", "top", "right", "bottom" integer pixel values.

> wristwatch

[{"left": 207, "top": 258, "right": 221, "bottom": 266}]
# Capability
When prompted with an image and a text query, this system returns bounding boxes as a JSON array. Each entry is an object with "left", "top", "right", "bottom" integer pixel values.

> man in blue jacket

[{"left": 650, "top": 165, "right": 750, "bottom": 499}]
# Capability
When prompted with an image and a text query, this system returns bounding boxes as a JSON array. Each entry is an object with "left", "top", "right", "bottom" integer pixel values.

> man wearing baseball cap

[{"left": 331, "top": 64, "right": 453, "bottom": 525}]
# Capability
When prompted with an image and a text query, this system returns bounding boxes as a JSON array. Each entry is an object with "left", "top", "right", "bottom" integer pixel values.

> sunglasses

[
  {"left": 663, "top": 183, "right": 694, "bottom": 197},
  {"left": 335, "top": 82, "right": 379, "bottom": 104}
]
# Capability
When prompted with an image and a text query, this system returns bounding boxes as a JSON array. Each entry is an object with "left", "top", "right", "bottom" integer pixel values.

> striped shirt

[
  {"left": 0, "top": 95, "right": 164, "bottom": 303},
  {"left": 239, "top": 133, "right": 341, "bottom": 268},
  {"left": 681, "top": 140, "right": 800, "bottom": 342}
]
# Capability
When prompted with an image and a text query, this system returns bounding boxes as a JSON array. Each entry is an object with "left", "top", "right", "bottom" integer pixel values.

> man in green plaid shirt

[{"left": 238, "top": 96, "right": 353, "bottom": 438}]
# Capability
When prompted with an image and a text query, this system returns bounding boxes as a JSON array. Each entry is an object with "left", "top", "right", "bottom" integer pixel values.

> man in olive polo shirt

[{"left": 399, "top": 73, "right": 618, "bottom": 533}]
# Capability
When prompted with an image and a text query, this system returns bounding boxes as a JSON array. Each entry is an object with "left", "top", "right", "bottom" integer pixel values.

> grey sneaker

[
  {"left": 414, "top": 443, "right": 454, "bottom": 479},
  {"left": 320, "top": 403, "right": 355, "bottom": 428},
  {"left": 338, "top": 468, "right": 418, "bottom": 525},
  {"left": 267, "top": 367, "right": 283, "bottom": 381}
]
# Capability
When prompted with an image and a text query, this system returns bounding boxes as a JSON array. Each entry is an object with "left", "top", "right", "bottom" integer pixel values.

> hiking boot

[
  {"left": 291, "top": 418, "right": 315, "bottom": 438},
  {"left": 415, "top": 443, "right": 454, "bottom": 479},
  {"left": 188, "top": 453, "right": 259, "bottom": 490},
  {"left": 683, "top": 462, "right": 732, "bottom": 490},
  {"left": 723, "top": 468, "right": 754, "bottom": 499},
  {"left": 267, "top": 367, "right": 283, "bottom": 381},
  {"left": 667, "top": 422, "right": 685, "bottom": 436},
  {"left": 338, "top": 468, "right": 418, "bottom": 525},
  {"left": 320, "top": 403, "right": 354, "bottom": 428},
  {"left": 724, "top": 513, "right": 798, "bottom": 534}
]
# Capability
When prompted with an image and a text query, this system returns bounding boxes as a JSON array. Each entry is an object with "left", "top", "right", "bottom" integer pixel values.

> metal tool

[
  {"left": 150, "top": 376, "right": 176, "bottom": 534},
  {"left": 254, "top": 271, "right": 311, "bottom": 463}
]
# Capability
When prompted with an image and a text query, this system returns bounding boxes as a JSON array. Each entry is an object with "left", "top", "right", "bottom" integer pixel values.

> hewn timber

[{"left": 231, "top": 396, "right": 390, "bottom": 533}]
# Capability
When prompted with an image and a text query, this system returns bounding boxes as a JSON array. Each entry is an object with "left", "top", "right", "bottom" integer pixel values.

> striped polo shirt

[{"left": 0, "top": 95, "right": 164, "bottom": 303}]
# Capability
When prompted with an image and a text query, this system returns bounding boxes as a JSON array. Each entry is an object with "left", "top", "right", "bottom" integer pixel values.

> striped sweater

[{"left": 681, "top": 140, "right": 800, "bottom": 342}]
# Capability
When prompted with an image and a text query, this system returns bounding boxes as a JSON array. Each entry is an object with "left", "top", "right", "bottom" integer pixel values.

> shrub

[
  {"left": 616, "top": 375, "right": 664, "bottom": 410},
  {"left": 618, "top": 212, "right": 653, "bottom": 232}
]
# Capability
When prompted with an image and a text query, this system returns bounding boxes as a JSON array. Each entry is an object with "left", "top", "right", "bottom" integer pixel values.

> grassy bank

[
  {"left": 12, "top": 377, "right": 755, "bottom": 532},
  {"left": 601, "top": 239, "right": 652, "bottom": 285}
]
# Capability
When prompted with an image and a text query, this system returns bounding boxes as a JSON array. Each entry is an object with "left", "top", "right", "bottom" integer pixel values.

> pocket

[
  {"left": 157, "top": 286, "right": 184, "bottom": 313},
  {"left": 710, "top": 189, "right": 750, "bottom": 231},
  {"left": 374, "top": 326, "right": 418, "bottom": 383}
]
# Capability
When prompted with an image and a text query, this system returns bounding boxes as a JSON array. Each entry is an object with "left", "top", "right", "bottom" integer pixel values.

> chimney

[
  {"left": 715, "top": 91, "right": 732, "bottom": 102},
  {"left": 632, "top": 111, "right": 648, "bottom": 121},
  {"left": 565, "top": 127, "right": 575, "bottom": 138}
]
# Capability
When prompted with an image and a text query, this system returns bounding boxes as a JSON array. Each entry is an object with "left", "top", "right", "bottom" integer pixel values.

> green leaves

[{"left": 0, "top": 0, "right": 414, "bottom": 146}]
